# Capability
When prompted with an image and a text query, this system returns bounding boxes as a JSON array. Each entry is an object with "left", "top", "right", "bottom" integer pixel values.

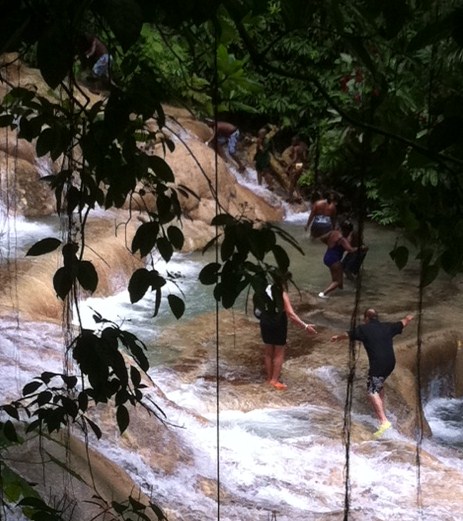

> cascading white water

[{"left": 2, "top": 133, "right": 463, "bottom": 520}]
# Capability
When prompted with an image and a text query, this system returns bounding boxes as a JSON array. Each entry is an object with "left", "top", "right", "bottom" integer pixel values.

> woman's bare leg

[
  {"left": 269, "top": 345, "right": 286, "bottom": 388},
  {"left": 322, "top": 262, "right": 344, "bottom": 295},
  {"left": 263, "top": 344, "right": 274, "bottom": 382}
]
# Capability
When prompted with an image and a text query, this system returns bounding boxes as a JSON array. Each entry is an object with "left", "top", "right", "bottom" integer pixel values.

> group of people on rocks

[
  {"left": 74, "top": 34, "right": 412, "bottom": 441},
  {"left": 305, "top": 191, "right": 369, "bottom": 298},
  {"left": 205, "top": 119, "right": 310, "bottom": 202},
  {"left": 207, "top": 117, "right": 414, "bottom": 439}
]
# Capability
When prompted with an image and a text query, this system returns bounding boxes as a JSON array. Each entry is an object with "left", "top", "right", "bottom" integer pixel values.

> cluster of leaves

[
  {"left": 1, "top": 314, "right": 159, "bottom": 439},
  {"left": 238, "top": 1, "right": 463, "bottom": 286},
  {"left": 3, "top": 0, "right": 463, "bottom": 518},
  {"left": 199, "top": 214, "right": 304, "bottom": 309}
]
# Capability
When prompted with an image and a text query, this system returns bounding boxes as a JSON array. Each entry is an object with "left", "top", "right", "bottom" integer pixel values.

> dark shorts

[
  {"left": 367, "top": 375, "right": 386, "bottom": 394},
  {"left": 311, "top": 216, "right": 333, "bottom": 238}
]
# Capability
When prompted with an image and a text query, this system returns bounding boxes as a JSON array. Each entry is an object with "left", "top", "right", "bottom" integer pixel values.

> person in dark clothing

[
  {"left": 254, "top": 274, "right": 317, "bottom": 390},
  {"left": 331, "top": 308, "right": 414, "bottom": 438},
  {"left": 342, "top": 227, "right": 367, "bottom": 279}
]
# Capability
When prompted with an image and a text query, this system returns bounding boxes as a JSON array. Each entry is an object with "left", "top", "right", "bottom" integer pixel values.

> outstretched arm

[
  {"left": 339, "top": 236, "right": 358, "bottom": 254},
  {"left": 283, "top": 292, "right": 317, "bottom": 335},
  {"left": 331, "top": 332, "right": 349, "bottom": 342},
  {"left": 401, "top": 314, "right": 414, "bottom": 328}
]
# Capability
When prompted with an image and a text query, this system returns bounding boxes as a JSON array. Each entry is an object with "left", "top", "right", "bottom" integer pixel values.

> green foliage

[
  {"left": 3, "top": 1, "right": 463, "bottom": 518},
  {"left": 0, "top": 316, "right": 161, "bottom": 438},
  {"left": 298, "top": 169, "right": 315, "bottom": 189},
  {"left": 200, "top": 215, "right": 303, "bottom": 309}
]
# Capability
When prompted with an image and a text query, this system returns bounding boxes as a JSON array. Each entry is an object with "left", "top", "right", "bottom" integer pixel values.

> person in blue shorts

[
  {"left": 206, "top": 120, "right": 246, "bottom": 172},
  {"left": 81, "top": 33, "right": 111, "bottom": 80},
  {"left": 331, "top": 308, "right": 414, "bottom": 437},
  {"left": 318, "top": 221, "right": 358, "bottom": 298}
]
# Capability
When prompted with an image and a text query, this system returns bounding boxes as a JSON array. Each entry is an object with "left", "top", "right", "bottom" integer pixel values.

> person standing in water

[
  {"left": 318, "top": 220, "right": 359, "bottom": 298},
  {"left": 286, "top": 135, "right": 308, "bottom": 202},
  {"left": 254, "top": 273, "right": 317, "bottom": 390},
  {"left": 331, "top": 308, "right": 414, "bottom": 438},
  {"left": 254, "top": 125, "right": 277, "bottom": 186},
  {"left": 342, "top": 224, "right": 368, "bottom": 280},
  {"left": 304, "top": 191, "right": 337, "bottom": 239}
]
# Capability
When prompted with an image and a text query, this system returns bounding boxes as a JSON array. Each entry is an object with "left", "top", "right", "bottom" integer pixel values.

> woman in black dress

[{"left": 256, "top": 276, "right": 317, "bottom": 390}]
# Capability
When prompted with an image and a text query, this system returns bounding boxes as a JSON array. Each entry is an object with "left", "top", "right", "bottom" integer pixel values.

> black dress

[{"left": 259, "top": 310, "right": 288, "bottom": 346}]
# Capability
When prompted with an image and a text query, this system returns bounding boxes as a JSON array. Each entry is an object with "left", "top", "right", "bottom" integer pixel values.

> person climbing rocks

[
  {"left": 318, "top": 220, "right": 359, "bottom": 298},
  {"left": 206, "top": 119, "right": 246, "bottom": 172},
  {"left": 331, "top": 308, "right": 414, "bottom": 438}
]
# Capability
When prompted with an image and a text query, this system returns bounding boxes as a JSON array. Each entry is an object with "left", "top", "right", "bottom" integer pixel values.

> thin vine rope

[
  {"left": 211, "top": 15, "right": 222, "bottom": 520},
  {"left": 342, "top": 147, "right": 366, "bottom": 519},
  {"left": 415, "top": 269, "right": 425, "bottom": 515}
]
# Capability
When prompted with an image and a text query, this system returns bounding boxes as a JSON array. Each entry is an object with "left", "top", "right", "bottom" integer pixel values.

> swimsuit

[
  {"left": 323, "top": 240, "right": 345, "bottom": 267},
  {"left": 311, "top": 215, "right": 333, "bottom": 238},
  {"left": 218, "top": 129, "right": 240, "bottom": 155},
  {"left": 92, "top": 54, "right": 110, "bottom": 78},
  {"left": 254, "top": 139, "right": 271, "bottom": 171}
]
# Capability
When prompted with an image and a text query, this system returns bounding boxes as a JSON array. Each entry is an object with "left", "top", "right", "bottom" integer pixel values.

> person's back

[
  {"left": 305, "top": 192, "right": 337, "bottom": 237},
  {"left": 353, "top": 318, "right": 403, "bottom": 376}
]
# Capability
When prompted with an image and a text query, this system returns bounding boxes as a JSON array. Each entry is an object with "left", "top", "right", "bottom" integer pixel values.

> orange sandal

[{"left": 270, "top": 381, "right": 288, "bottom": 390}]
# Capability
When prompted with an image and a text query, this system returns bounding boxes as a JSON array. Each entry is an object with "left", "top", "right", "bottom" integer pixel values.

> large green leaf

[
  {"left": 77, "top": 261, "right": 98, "bottom": 293},
  {"left": 128, "top": 268, "right": 152, "bottom": 303},
  {"left": 116, "top": 404, "right": 130, "bottom": 433},
  {"left": 131, "top": 222, "right": 159, "bottom": 257},
  {"left": 167, "top": 294, "right": 185, "bottom": 319},
  {"left": 53, "top": 266, "right": 74, "bottom": 300},
  {"left": 198, "top": 262, "right": 221, "bottom": 285},
  {"left": 145, "top": 155, "right": 175, "bottom": 183},
  {"left": 167, "top": 225, "right": 184, "bottom": 250},
  {"left": 157, "top": 236, "right": 174, "bottom": 262},
  {"left": 389, "top": 245, "right": 409, "bottom": 270},
  {"left": 272, "top": 244, "right": 290, "bottom": 273},
  {"left": 36, "top": 24, "right": 72, "bottom": 89},
  {"left": 26, "top": 238, "right": 61, "bottom": 257}
]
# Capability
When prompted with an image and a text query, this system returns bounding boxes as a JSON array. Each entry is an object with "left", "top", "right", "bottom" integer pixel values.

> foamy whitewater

[{"left": 2, "top": 168, "right": 463, "bottom": 521}]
